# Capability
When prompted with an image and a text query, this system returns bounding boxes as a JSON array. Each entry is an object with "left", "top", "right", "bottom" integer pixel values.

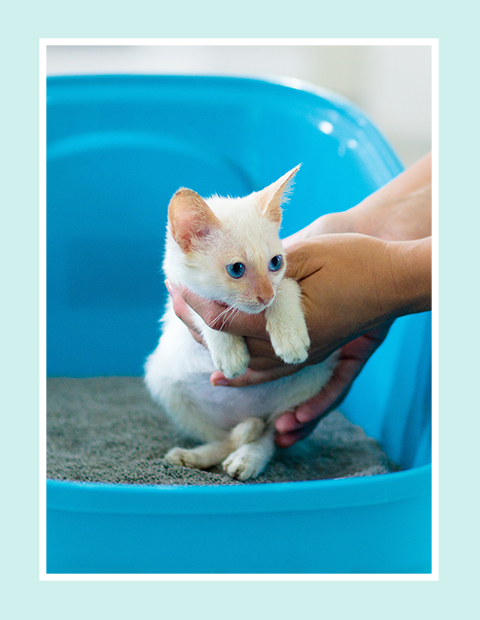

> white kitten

[{"left": 145, "top": 166, "right": 338, "bottom": 480}]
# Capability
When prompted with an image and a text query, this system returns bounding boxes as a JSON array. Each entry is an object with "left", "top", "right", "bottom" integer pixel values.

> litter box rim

[{"left": 47, "top": 464, "right": 431, "bottom": 515}]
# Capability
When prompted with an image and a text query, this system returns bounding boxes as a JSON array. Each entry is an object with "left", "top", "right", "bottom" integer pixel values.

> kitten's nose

[
  {"left": 255, "top": 279, "right": 275, "bottom": 306},
  {"left": 257, "top": 294, "right": 274, "bottom": 306}
]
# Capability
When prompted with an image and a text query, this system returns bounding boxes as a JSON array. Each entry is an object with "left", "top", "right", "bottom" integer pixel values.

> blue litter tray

[{"left": 46, "top": 75, "right": 432, "bottom": 574}]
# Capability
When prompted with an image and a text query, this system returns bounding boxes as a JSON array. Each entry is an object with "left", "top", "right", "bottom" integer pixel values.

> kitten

[{"left": 144, "top": 166, "right": 338, "bottom": 480}]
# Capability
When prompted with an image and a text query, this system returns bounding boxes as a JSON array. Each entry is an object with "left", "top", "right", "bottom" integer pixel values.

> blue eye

[
  {"left": 269, "top": 255, "right": 283, "bottom": 272},
  {"left": 226, "top": 262, "right": 245, "bottom": 278}
]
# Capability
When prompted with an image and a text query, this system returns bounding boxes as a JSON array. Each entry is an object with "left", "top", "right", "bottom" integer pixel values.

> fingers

[
  {"left": 275, "top": 420, "right": 319, "bottom": 448},
  {"left": 274, "top": 353, "right": 369, "bottom": 448},
  {"left": 188, "top": 328, "right": 204, "bottom": 346},
  {"left": 295, "top": 357, "right": 363, "bottom": 424},
  {"left": 275, "top": 410, "right": 302, "bottom": 433},
  {"left": 274, "top": 410, "right": 319, "bottom": 447},
  {"left": 209, "top": 364, "right": 298, "bottom": 387},
  {"left": 167, "top": 280, "right": 202, "bottom": 338},
  {"left": 167, "top": 279, "right": 287, "bottom": 369},
  {"left": 242, "top": 337, "right": 278, "bottom": 361},
  {"left": 169, "top": 280, "right": 268, "bottom": 338}
]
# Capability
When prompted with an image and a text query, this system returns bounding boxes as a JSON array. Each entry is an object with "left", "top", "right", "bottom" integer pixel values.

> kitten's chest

[
  {"left": 158, "top": 298, "right": 334, "bottom": 431},
  {"left": 180, "top": 376, "right": 272, "bottom": 429}
]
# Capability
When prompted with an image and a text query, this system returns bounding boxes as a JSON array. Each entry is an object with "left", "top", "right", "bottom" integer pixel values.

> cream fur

[{"left": 144, "top": 166, "right": 338, "bottom": 480}]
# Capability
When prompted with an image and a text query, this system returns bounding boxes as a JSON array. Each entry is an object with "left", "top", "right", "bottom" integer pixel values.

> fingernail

[
  {"left": 211, "top": 378, "right": 230, "bottom": 387},
  {"left": 165, "top": 279, "right": 172, "bottom": 294},
  {"left": 275, "top": 418, "right": 286, "bottom": 432},
  {"left": 275, "top": 412, "right": 293, "bottom": 432}
]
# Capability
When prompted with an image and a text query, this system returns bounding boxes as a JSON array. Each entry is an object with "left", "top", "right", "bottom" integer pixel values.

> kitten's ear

[
  {"left": 168, "top": 188, "right": 221, "bottom": 253},
  {"left": 257, "top": 164, "right": 301, "bottom": 225}
]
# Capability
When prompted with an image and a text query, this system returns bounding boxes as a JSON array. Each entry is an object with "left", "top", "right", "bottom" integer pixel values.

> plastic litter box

[{"left": 46, "top": 75, "right": 432, "bottom": 574}]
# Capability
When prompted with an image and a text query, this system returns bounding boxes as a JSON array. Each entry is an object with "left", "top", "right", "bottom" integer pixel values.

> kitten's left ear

[{"left": 257, "top": 164, "right": 301, "bottom": 225}]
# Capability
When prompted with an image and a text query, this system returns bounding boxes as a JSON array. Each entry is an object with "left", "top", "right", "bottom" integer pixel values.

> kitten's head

[{"left": 167, "top": 165, "right": 300, "bottom": 314}]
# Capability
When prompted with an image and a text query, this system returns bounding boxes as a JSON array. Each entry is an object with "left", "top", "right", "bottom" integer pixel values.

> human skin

[{"left": 168, "top": 153, "right": 432, "bottom": 446}]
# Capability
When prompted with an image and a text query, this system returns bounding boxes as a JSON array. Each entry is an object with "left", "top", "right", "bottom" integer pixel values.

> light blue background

[{"left": 2, "top": 0, "right": 477, "bottom": 617}]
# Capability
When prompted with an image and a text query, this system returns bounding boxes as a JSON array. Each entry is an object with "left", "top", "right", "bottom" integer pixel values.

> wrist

[
  {"left": 383, "top": 237, "right": 432, "bottom": 317},
  {"left": 296, "top": 211, "right": 355, "bottom": 239}
]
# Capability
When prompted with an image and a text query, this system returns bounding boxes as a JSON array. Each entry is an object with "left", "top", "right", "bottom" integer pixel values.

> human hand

[
  {"left": 286, "top": 153, "right": 432, "bottom": 245},
  {"left": 274, "top": 322, "right": 391, "bottom": 447},
  {"left": 168, "top": 154, "right": 432, "bottom": 446},
  {"left": 169, "top": 232, "right": 405, "bottom": 380},
  {"left": 168, "top": 231, "right": 429, "bottom": 448},
  {"left": 168, "top": 274, "right": 392, "bottom": 447}
]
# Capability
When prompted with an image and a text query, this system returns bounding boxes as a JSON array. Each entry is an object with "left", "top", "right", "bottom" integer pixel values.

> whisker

[
  {"left": 178, "top": 294, "right": 245, "bottom": 332},
  {"left": 217, "top": 305, "right": 238, "bottom": 331}
]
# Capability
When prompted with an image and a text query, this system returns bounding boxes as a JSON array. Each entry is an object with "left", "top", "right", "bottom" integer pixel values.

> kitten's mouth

[
  {"left": 242, "top": 300, "right": 273, "bottom": 314},
  {"left": 215, "top": 300, "right": 273, "bottom": 314}
]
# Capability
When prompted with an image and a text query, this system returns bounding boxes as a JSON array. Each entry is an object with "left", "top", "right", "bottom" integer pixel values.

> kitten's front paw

[
  {"left": 265, "top": 278, "right": 311, "bottom": 365},
  {"left": 270, "top": 323, "right": 310, "bottom": 365},
  {"left": 222, "top": 445, "right": 266, "bottom": 481},
  {"left": 212, "top": 335, "right": 250, "bottom": 378},
  {"left": 165, "top": 447, "right": 200, "bottom": 469}
]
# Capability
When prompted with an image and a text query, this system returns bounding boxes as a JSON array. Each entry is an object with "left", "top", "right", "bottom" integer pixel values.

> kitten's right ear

[{"left": 168, "top": 189, "right": 221, "bottom": 254}]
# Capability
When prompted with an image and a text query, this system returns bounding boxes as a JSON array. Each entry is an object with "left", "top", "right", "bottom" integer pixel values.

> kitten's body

[{"left": 145, "top": 166, "right": 337, "bottom": 480}]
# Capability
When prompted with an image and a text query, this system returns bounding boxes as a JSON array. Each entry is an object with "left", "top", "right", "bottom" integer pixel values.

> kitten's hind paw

[
  {"left": 164, "top": 447, "right": 202, "bottom": 469},
  {"left": 222, "top": 444, "right": 267, "bottom": 481},
  {"left": 230, "top": 417, "right": 265, "bottom": 449}
]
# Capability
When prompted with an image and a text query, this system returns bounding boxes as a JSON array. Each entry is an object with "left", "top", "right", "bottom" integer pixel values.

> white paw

[
  {"left": 270, "top": 323, "right": 310, "bottom": 365},
  {"left": 230, "top": 417, "right": 265, "bottom": 448},
  {"left": 164, "top": 447, "right": 199, "bottom": 469},
  {"left": 265, "top": 278, "right": 310, "bottom": 365},
  {"left": 222, "top": 445, "right": 266, "bottom": 481},
  {"left": 212, "top": 336, "right": 250, "bottom": 378}
]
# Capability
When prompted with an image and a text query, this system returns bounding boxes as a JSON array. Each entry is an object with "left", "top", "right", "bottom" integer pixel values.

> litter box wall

[{"left": 46, "top": 75, "right": 432, "bottom": 574}]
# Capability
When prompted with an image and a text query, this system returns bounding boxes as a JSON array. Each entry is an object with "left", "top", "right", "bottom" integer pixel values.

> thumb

[{"left": 285, "top": 237, "right": 329, "bottom": 280}]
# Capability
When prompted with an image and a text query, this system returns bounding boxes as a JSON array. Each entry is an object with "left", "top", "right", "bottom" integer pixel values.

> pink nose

[{"left": 257, "top": 295, "right": 273, "bottom": 305}]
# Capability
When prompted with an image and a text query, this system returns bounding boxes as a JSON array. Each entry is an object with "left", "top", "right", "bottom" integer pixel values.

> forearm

[
  {"left": 383, "top": 236, "right": 432, "bottom": 317},
  {"left": 350, "top": 152, "right": 431, "bottom": 224},
  {"left": 348, "top": 184, "right": 431, "bottom": 241},
  {"left": 287, "top": 153, "right": 432, "bottom": 244}
]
